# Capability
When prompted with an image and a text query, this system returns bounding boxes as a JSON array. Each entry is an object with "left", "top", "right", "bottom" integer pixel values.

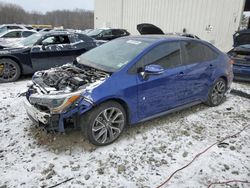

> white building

[{"left": 94, "top": 0, "right": 249, "bottom": 51}]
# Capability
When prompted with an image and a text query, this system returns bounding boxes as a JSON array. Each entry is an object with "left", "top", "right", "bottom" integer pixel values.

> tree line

[{"left": 0, "top": 2, "right": 94, "bottom": 29}]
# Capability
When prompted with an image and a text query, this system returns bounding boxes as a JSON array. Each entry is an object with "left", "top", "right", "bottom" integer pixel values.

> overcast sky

[{"left": 0, "top": 0, "right": 94, "bottom": 13}]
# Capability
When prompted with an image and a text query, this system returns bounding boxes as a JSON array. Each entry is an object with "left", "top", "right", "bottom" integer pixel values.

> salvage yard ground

[{"left": 0, "top": 78, "right": 250, "bottom": 188}]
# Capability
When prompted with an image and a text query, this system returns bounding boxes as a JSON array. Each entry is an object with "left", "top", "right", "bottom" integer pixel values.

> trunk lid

[
  {"left": 137, "top": 23, "right": 164, "bottom": 35},
  {"left": 233, "top": 29, "right": 250, "bottom": 47}
]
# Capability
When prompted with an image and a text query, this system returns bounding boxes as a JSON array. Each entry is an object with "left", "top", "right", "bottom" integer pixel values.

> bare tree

[{"left": 0, "top": 2, "right": 94, "bottom": 29}]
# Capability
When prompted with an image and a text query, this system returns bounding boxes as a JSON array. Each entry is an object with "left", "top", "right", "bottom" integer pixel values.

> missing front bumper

[
  {"left": 24, "top": 99, "right": 50, "bottom": 124},
  {"left": 24, "top": 99, "right": 60, "bottom": 131}
]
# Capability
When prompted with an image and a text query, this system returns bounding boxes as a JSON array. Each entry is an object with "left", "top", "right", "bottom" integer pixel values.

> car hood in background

[
  {"left": 0, "top": 39, "right": 24, "bottom": 49},
  {"left": 137, "top": 23, "right": 164, "bottom": 35},
  {"left": 233, "top": 29, "right": 250, "bottom": 47}
]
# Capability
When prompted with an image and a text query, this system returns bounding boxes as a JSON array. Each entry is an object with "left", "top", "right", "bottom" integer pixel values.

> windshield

[
  {"left": 87, "top": 29, "right": 104, "bottom": 36},
  {"left": 20, "top": 33, "right": 42, "bottom": 46},
  {"left": 78, "top": 38, "right": 152, "bottom": 72}
]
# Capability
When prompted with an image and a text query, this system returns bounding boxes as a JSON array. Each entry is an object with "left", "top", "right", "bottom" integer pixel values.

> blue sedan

[{"left": 25, "top": 35, "right": 233, "bottom": 146}]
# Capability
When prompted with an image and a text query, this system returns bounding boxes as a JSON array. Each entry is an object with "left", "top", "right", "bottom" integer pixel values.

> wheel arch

[
  {"left": 219, "top": 75, "right": 228, "bottom": 87},
  {"left": 0, "top": 56, "right": 23, "bottom": 73},
  {"left": 95, "top": 98, "right": 131, "bottom": 125}
]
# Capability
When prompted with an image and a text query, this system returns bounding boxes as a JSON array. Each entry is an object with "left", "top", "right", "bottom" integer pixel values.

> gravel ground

[{"left": 0, "top": 78, "right": 250, "bottom": 188}]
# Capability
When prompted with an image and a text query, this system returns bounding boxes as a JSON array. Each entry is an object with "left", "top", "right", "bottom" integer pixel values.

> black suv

[{"left": 87, "top": 28, "right": 130, "bottom": 41}]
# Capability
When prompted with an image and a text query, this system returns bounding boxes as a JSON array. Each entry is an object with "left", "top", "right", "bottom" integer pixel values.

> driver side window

[
  {"left": 3, "top": 31, "right": 21, "bottom": 38},
  {"left": 101, "top": 30, "right": 112, "bottom": 37},
  {"left": 40, "top": 35, "right": 70, "bottom": 45},
  {"left": 142, "top": 42, "right": 182, "bottom": 69},
  {"left": 129, "top": 41, "right": 182, "bottom": 74}
]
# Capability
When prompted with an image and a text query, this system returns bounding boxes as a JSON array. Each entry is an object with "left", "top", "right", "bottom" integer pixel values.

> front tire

[
  {"left": 206, "top": 78, "right": 227, "bottom": 106},
  {"left": 0, "top": 58, "right": 21, "bottom": 83},
  {"left": 80, "top": 101, "right": 126, "bottom": 146}
]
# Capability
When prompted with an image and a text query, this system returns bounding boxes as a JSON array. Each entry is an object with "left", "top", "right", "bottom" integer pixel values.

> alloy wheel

[
  {"left": 211, "top": 80, "right": 226, "bottom": 105},
  {"left": 0, "top": 60, "right": 18, "bottom": 82},
  {"left": 92, "top": 107, "right": 125, "bottom": 144}
]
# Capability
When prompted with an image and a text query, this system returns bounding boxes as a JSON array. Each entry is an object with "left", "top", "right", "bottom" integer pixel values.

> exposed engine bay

[{"left": 33, "top": 64, "right": 110, "bottom": 93}]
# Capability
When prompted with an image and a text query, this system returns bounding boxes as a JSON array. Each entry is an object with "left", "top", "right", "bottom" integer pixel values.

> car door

[
  {"left": 30, "top": 35, "right": 74, "bottom": 71},
  {"left": 180, "top": 41, "right": 218, "bottom": 101},
  {"left": 136, "top": 41, "right": 188, "bottom": 119}
]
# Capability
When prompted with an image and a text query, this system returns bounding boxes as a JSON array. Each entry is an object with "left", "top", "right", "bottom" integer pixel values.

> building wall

[{"left": 95, "top": 0, "right": 246, "bottom": 51}]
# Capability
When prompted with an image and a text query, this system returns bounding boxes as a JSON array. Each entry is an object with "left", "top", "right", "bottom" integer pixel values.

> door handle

[
  {"left": 179, "top": 72, "right": 184, "bottom": 75},
  {"left": 175, "top": 72, "right": 184, "bottom": 78}
]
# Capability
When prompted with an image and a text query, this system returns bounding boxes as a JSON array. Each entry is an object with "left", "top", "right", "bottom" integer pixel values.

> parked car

[
  {"left": 0, "top": 31, "right": 97, "bottom": 82},
  {"left": 0, "top": 24, "right": 33, "bottom": 34},
  {"left": 228, "top": 29, "right": 250, "bottom": 81},
  {"left": 137, "top": 23, "right": 200, "bottom": 39},
  {"left": 25, "top": 35, "right": 233, "bottom": 146},
  {"left": 0, "top": 29, "right": 37, "bottom": 45},
  {"left": 87, "top": 28, "right": 130, "bottom": 40}
]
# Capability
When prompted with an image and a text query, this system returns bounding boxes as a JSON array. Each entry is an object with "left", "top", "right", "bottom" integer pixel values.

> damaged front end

[{"left": 24, "top": 63, "right": 109, "bottom": 132}]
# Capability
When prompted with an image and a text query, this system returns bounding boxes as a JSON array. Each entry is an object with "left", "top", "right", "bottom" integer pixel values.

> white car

[
  {"left": 0, "top": 29, "right": 37, "bottom": 45},
  {"left": 0, "top": 24, "right": 30, "bottom": 34}
]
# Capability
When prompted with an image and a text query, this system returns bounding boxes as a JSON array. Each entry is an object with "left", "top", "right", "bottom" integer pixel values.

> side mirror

[
  {"left": 140, "top": 64, "right": 164, "bottom": 80},
  {"left": 144, "top": 64, "right": 164, "bottom": 75}
]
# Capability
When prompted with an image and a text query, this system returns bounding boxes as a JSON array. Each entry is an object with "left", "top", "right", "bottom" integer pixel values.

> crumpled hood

[
  {"left": 137, "top": 23, "right": 164, "bottom": 35},
  {"left": 233, "top": 29, "right": 250, "bottom": 47}
]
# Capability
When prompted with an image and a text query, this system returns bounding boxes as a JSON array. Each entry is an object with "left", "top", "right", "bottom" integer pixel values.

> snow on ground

[{"left": 0, "top": 77, "right": 250, "bottom": 188}]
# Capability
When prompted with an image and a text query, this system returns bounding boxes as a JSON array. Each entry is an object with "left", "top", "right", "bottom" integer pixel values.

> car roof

[
  {"left": 95, "top": 28, "right": 126, "bottom": 30},
  {"left": 4, "top": 29, "right": 33, "bottom": 32},
  {"left": 0, "top": 24, "right": 25, "bottom": 28},
  {"left": 122, "top": 34, "right": 194, "bottom": 43},
  {"left": 0, "top": 29, "right": 31, "bottom": 36},
  {"left": 43, "top": 31, "right": 75, "bottom": 36}
]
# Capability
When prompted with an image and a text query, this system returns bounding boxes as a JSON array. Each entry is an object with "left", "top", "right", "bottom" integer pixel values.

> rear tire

[
  {"left": 80, "top": 101, "right": 127, "bottom": 146},
  {"left": 206, "top": 78, "right": 226, "bottom": 107},
  {"left": 0, "top": 58, "right": 21, "bottom": 83}
]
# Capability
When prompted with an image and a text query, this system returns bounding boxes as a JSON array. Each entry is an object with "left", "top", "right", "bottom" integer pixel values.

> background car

[
  {"left": 25, "top": 35, "right": 233, "bottom": 146},
  {"left": 228, "top": 29, "right": 250, "bottom": 81},
  {"left": 87, "top": 28, "right": 130, "bottom": 40},
  {"left": 0, "top": 29, "right": 37, "bottom": 45},
  {"left": 0, "top": 24, "right": 34, "bottom": 34},
  {"left": 0, "top": 31, "right": 97, "bottom": 82}
]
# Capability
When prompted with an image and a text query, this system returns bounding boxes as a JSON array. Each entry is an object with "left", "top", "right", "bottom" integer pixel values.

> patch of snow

[{"left": 0, "top": 78, "right": 250, "bottom": 187}]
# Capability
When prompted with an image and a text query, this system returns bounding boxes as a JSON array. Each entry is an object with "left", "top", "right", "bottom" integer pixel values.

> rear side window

[
  {"left": 181, "top": 41, "right": 218, "bottom": 65},
  {"left": 112, "top": 29, "right": 127, "bottom": 36},
  {"left": 22, "top": 31, "right": 35, "bottom": 37},
  {"left": 143, "top": 42, "right": 182, "bottom": 69}
]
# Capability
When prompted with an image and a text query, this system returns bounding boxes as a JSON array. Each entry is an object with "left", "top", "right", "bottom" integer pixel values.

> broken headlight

[{"left": 29, "top": 91, "right": 86, "bottom": 114}]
